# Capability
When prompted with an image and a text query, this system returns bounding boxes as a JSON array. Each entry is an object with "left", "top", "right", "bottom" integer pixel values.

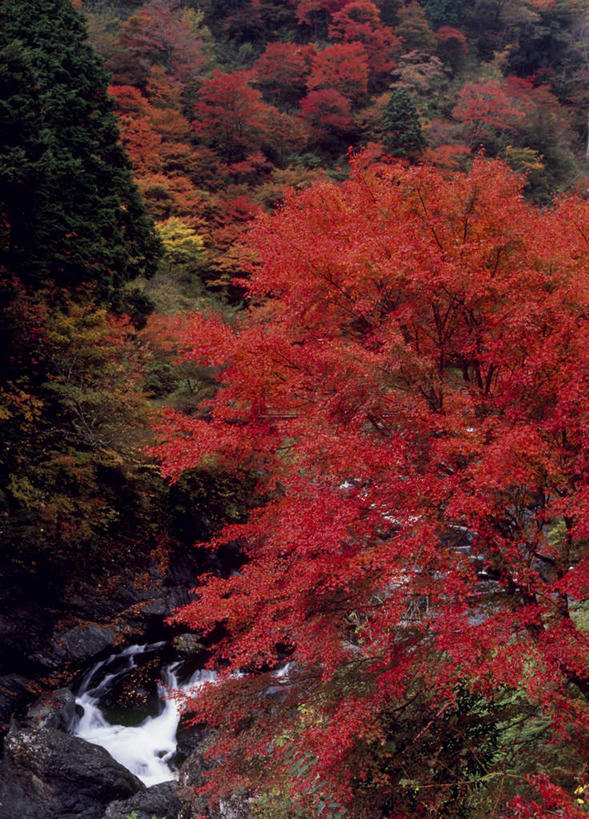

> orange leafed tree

[{"left": 156, "top": 157, "right": 589, "bottom": 814}]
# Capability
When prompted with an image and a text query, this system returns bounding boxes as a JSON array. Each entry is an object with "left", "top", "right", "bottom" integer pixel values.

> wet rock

[
  {"left": 23, "top": 687, "right": 75, "bottom": 731},
  {"left": 101, "top": 655, "right": 162, "bottom": 716},
  {"left": 33, "top": 621, "right": 119, "bottom": 669},
  {"left": 65, "top": 546, "right": 201, "bottom": 628},
  {"left": 140, "top": 597, "right": 168, "bottom": 618},
  {"left": 175, "top": 720, "right": 208, "bottom": 762},
  {"left": 177, "top": 740, "right": 214, "bottom": 819},
  {"left": 177, "top": 788, "right": 251, "bottom": 819},
  {"left": 101, "top": 781, "right": 181, "bottom": 819},
  {"left": 0, "top": 720, "right": 144, "bottom": 819}
]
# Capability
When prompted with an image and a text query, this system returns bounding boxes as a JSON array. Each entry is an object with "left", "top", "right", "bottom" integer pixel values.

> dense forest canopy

[{"left": 0, "top": 0, "right": 588, "bottom": 816}]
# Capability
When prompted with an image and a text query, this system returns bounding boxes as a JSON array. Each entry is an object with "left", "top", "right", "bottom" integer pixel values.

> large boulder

[{"left": 0, "top": 706, "right": 144, "bottom": 819}]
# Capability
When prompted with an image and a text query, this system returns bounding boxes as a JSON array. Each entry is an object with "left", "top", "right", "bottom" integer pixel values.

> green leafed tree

[
  {"left": 0, "top": 0, "right": 161, "bottom": 298},
  {"left": 381, "top": 87, "right": 426, "bottom": 158}
]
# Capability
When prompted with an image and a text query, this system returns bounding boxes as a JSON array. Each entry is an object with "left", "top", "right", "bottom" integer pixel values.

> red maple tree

[
  {"left": 193, "top": 70, "right": 275, "bottom": 162},
  {"left": 296, "top": 0, "right": 351, "bottom": 26},
  {"left": 156, "top": 157, "right": 589, "bottom": 815},
  {"left": 252, "top": 41, "right": 316, "bottom": 106},
  {"left": 329, "top": 0, "right": 400, "bottom": 87},
  {"left": 299, "top": 87, "right": 355, "bottom": 144},
  {"left": 452, "top": 78, "right": 529, "bottom": 141},
  {"left": 307, "top": 42, "right": 370, "bottom": 104}
]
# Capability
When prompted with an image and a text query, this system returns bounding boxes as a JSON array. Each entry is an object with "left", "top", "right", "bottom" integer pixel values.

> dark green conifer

[
  {"left": 0, "top": 0, "right": 160, "bottom": 296},
  {"left": 382, "top": 88, "right": 426, "bottom": 159}
]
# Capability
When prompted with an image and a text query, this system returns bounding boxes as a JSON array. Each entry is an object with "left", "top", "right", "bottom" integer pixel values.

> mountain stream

[{"left": 70, "top": 642, "right": 216, "bottom": 787}]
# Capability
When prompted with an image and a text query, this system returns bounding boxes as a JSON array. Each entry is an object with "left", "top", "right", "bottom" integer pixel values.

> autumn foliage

[
  {"left": 118, "top": 0, "right": 209, "bottom": 89},
  {"left": 252, "top": 42, "right": 316, "bottom": 105},
  {"left": 307, "top": 42, "right": 370, "bottom": 105},
  {"left": 193, "top": 70, "right": 273, "bottom": 162},
  {"left": 329, "top": 0, "right": 399, "bottom": 86},
  {"left": 157, "top": 157, "right": 589, "bottom": 815},
  {"left": 4, "top": 0, "right": 589, "bottom": 813}
]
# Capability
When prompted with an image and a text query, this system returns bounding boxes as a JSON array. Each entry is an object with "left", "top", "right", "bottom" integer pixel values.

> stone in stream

[
  {"left": 23, "top": 687, "right": 76, "bottom": 731},
  {"left": 101, "top": 781, "right": 181, "bottom": 819}
]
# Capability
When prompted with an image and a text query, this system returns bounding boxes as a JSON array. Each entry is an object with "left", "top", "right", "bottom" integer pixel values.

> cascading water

[{"left": 70, "top": 642, "right": 216, "bottom": 787}]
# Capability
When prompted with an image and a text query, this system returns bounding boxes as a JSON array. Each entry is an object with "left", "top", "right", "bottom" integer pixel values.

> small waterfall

[{"left": 70, "top": 643, "right": 216, "bottom": 787}]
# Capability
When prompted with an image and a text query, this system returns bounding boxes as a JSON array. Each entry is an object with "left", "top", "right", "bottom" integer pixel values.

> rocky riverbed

[{"left": 0, "top": 544, "right": 250, "bottom": 819}]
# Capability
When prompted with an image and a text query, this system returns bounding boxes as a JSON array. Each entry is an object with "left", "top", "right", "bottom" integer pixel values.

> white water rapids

[{"left": 70, "top": 642, "right": 216, "bottom": 787}]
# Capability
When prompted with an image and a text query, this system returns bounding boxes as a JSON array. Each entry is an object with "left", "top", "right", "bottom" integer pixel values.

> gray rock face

[
  {"left": 23, "top": 687, "right": 76, "bottom": 732},
  {"left": 33, "top": 622, "right": 119, "bottom": 669},
  {"left": 218, "top": 794, "right": 253, "bottom": 819},
  {"left": 101, "top": 781, "right": 181, "bottom": 819},
  {"left": 0, "top": 713, "right": 144, "bottom": 819}
]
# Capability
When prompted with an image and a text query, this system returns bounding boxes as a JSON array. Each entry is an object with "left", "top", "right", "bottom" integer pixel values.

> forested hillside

[
  {"left": 81, "top": 0, "right": 589, "bottom": 298},
  {"left": 0, "top": 0, "right": 588, "bottom": 817}
]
